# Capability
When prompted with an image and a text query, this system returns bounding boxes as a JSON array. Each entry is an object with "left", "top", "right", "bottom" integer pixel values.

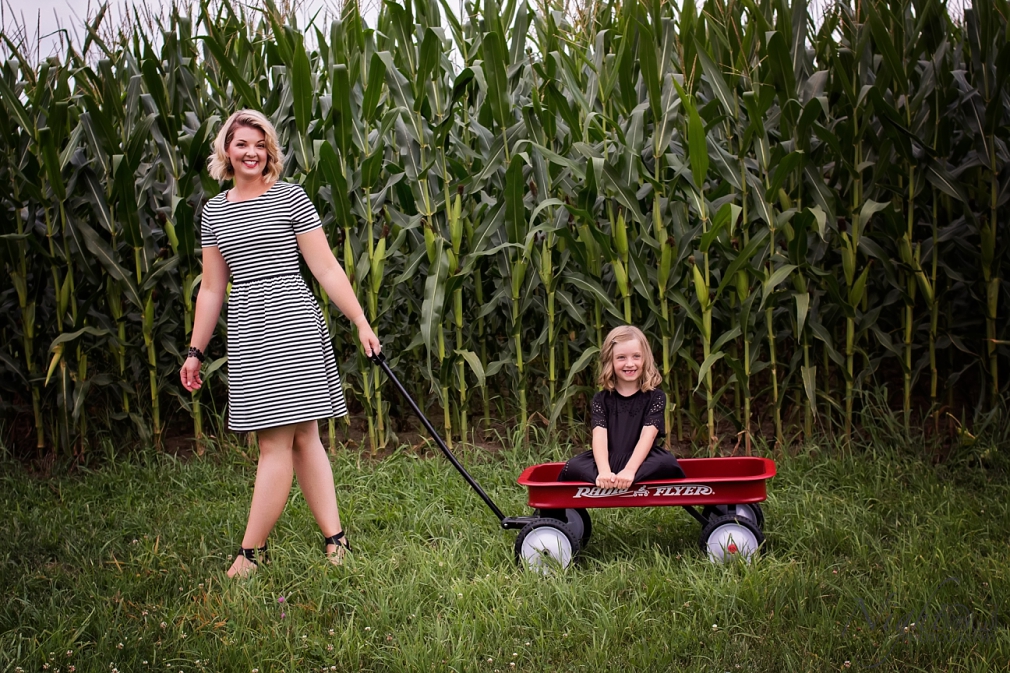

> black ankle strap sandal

[
  {"left": 323, "top": 531, "right": 351, "bottom": 552},
  {"left": 239, "top": 547, "right": 259, "bottom": 566},
  {"left": 238, "top": 542, "right": 269, "bottom": 566}
]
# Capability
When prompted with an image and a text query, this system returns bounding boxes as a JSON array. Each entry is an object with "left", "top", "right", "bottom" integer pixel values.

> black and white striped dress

[{"left": 200, "top": 181, "right": 347, "bottom": 431}]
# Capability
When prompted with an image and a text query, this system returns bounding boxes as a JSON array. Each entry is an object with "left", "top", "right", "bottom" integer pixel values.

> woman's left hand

[
  {"left": 613, "top": 468, "right": 636, "bottom": 490},
  {"left": 355, "top": 319, "right": 382, "bottom": 357}
]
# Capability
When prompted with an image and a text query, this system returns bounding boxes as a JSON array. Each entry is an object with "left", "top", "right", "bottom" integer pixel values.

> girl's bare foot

[{"left": 227, "top": 554, "right": 258, "bottom": 578}]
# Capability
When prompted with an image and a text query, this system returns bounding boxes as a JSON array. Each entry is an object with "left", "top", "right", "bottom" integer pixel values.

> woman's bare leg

[
  {"left": 228, "top": 424, "right": 297, "bottom": 578},
  {"left": 291, "top": 420, "right": 345, "bottom": 560}
]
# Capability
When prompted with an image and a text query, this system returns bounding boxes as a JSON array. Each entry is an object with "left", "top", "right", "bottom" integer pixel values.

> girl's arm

[
  {"left": 180, "top": 246, "right": 230, "bottom": 391},
  {"left": 612, "top": 425, "right": 660, "bottom": 489},
  {"left": 297, "top": 228, "right": 380, "bottom": 355},
  {"left": 591, "top": 426, "right": 616, "bottom": 488}
]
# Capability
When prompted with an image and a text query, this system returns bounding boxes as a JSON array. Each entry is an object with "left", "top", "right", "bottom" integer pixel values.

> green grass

[{"left": 2, "top": 429, "right": 1010, "bottom": 672}]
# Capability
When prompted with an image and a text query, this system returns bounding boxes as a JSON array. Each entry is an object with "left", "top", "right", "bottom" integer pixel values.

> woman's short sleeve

[
  {"left": 290, "top": 185, "right": 322, "bottom": 234},
  {"left": 643, "top": 389, "right": 666, "bottom": 434},
  {"left": 200, "top": 213, "right": 217, "bottom": 247},
  {"left": 590, "top": 391, "right": 607, "bottom": 430}
]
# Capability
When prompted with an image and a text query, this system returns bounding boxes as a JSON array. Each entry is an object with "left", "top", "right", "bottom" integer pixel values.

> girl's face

[
  {"left": 611, "top": 338, "right": 644, "bottom": 387},
  {"left": 227, "top": 125, "right": 267, "bottom": 181}
]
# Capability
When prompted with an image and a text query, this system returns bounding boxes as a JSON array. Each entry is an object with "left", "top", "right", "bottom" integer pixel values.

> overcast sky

[
  {"left": 1, "top": 0, "right": 383, "bottom": 61},
  {"left": 1, "top": 0, "right": 968, "bottom": 65}
]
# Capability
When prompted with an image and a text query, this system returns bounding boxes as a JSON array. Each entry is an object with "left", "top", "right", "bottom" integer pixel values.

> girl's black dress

[{"left": 558, "top": 388, "right": 685, "bottom": 483}]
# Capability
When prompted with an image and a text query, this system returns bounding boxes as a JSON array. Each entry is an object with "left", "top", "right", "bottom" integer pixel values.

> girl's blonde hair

[
  {"left": 597, "top": 325, "right": 663, "bottom": 392},
  {"left": 207, "top": 109, "right": 284, "bottom": 182}
]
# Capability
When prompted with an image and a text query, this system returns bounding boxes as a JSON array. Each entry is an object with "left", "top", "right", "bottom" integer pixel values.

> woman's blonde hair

[
  {"left": 597, "top": 325, "right": 663, "bottom": 392},
  {"left": 207, "top": 109, "right": 284, "bottom": 182}
]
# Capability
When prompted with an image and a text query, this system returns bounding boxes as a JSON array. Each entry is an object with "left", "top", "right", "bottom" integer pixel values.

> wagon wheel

[
  {"left": 572, "top": 509, "right": 592, "bottom": 547},
  {"left": 698, "top": 514, "right": 764, "bottom": 563},
  {"left": 538, "top": 508, "right": 592, "bottom": 547},
  {"left": 701, "top": 503, "right": 764, "bottom": 529},
  {"left": 515, "top": 519, "right": 580, "bottom": 573}
]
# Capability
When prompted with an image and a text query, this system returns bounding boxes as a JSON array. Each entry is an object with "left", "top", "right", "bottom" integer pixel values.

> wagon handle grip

[{"left": 370, "top": 352, "right": 507, "bottom": 523}]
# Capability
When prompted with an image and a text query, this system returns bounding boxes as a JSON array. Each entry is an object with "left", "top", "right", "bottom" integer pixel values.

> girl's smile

[{"left": 612, "top": 339, "right": 644, "bottom": 391}]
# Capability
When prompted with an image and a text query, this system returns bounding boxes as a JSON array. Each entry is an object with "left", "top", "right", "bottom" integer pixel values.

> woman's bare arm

[
  {"left": 180, "top": 246, "right": 230, "bottom": 391},
  {"left": 297, "top": 227, "right": 380, "bottom": 355}
]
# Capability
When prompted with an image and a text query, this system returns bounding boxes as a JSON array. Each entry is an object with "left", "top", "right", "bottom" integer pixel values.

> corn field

[{"left": 1, "top": 0, "right": 1008, "bottom": 457}]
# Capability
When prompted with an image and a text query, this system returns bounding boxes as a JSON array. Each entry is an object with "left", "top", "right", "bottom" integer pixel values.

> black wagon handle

[{"left": 369, "top": 352, "right": 507, "bottom": 523}]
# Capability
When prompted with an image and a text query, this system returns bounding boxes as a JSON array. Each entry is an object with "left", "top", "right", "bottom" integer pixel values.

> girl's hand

[
  {"left": 613, "top": 468, "right": 637, "bottom": 490},
  {"left": 180, "top": 356, "right": 203, "bottom": 391},
  {"left": 596, "top": 471, "right": 617, "bottom": 488},
  {"left": 355, "top": 319, "right": 382, "bottom": 357}
]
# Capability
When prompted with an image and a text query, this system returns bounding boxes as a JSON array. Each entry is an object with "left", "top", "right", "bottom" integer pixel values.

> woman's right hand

[{"left": 180, "top": 356, "right": 203, "bottom": 391}]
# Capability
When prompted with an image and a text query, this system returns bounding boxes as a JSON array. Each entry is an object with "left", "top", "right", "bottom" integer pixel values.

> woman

[{"left": 180, "top": 109, "right": 379, "bottom": 578}]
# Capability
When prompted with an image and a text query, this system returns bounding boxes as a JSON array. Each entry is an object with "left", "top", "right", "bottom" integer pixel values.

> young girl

[{"left": 558, "top": 326, "right": 684, "bottom": 488}]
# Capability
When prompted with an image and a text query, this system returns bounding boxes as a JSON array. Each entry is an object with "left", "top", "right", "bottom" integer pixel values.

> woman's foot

[
  {"left": 324, "top": 531, "right": 351, "bottom": 566},
  {"left": 227, "top": 548, "right": 259, "bottom": 578}
]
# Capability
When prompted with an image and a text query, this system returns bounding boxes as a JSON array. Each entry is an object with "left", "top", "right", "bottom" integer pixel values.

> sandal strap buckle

[
  {"left": 239, "top": 547, "right": 259, "bottom": 566},
  {"left": 323, "top": 531, "right": 351, "bottom": 552}
]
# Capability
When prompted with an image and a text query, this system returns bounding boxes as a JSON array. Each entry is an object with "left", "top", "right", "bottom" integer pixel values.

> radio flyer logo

[
  {"left": 841, "top": 577, "right": 999, "bottom": 668},
  {"left": 573, "top": 484, "right": 715, "bottom": 499}
]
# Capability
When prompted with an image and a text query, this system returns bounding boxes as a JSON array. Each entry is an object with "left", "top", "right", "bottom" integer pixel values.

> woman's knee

[
  {"left": 257, "top": 425, "right": 297, "bottom": 455},
  {"left": 292, "top": 420, "right": 322, "bottom": 451}
]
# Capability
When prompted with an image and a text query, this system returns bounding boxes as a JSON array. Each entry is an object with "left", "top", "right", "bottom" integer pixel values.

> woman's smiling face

[
  {"left": 612, "top": 338, "right": 644, "bottom": 387},
  {"left": 227, "top": 125, "right": 268, "bottom": 181}
]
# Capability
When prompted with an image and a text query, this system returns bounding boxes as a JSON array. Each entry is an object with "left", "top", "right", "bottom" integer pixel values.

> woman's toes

[
  {"left": 325, "top": 544, "right": 347, "bottom": 566},
  {"left": 227, "top": 554, "right": 257, "bottom": 578}
]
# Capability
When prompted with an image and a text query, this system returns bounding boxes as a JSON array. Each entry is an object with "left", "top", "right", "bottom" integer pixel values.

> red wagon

[
  {"left": 373, "top": 353, "right": 776, "bottom": 571},
  {"left": 513, "top": 458, "right": 775, "bottom": 569}
]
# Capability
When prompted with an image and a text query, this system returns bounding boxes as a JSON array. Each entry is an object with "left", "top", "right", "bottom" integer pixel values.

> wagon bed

[{"left": 517, "top": 457, "right": 776, "bottom": 510}]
